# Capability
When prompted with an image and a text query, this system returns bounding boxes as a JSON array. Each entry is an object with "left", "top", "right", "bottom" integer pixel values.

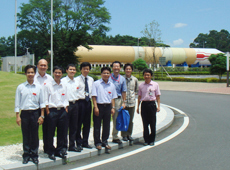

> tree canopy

[
  {"left": 16, "top": 0, "right": 111, "bottom": 67},
  {"left": 190, "top": 29, "right": 230, "bottom": 52},
  {"left": 132, "top": 58, "right": 148, "bottom": 76},
  {"left": 208, "top": 53, "right": 227, "bottom": 81}
]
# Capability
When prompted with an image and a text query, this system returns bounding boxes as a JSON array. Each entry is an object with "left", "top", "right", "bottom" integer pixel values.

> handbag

[{"left": 116, "top": 106, "right": 130, "bottom": 131}]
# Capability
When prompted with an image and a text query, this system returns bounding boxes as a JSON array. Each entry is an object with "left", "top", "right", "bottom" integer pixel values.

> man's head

[
  {"left": 143, "top": 69, "right": 153, "bottom": 83},
  {"left": 24, "top": 64, "right": 36, "bottom": 82},
  {"left": 66, "top": 64, "right": 76, "bottom": 79},
  {"left": 53, "top": 66, "right": 64, "bottom": 81},
  {"left": 80, "top": 62, "right": 91, "bottom": 77},
  {"left": 37, "top": 59, "right": 48, "bottom": 76},
  {"left": 124, "top": 63, "right": 133, "bottom": 77},
  {"left": 101, "top": 67, "right": 111, "bottom": 82},
  {"left": 111, "top": 61, "right": 121, "bottom": 75}
]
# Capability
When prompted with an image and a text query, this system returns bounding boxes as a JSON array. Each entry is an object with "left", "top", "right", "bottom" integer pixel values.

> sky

[{"left": 1, "top": 0, "right": 229, "bottom": 48}]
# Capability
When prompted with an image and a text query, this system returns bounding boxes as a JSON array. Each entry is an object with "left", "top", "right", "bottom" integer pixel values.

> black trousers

[
  {"left": 21, "top": 109, "right": 39, "bottom": 159},
  {"left": 42, "top": 110, "right": 48, "bottom": 153},
  {"left": 47, "top": 108, "right": 68, "bottom": 155},
  {"left": 141, "top": 101, "right": 157, "bottom": 144},
  {"left": 93, "top": 104, "right": 111, "bottom": 146},
  {"left": 67, "top": 102, "right": 79, "bottom": 149},
  {"left": 76, "top": 99, "right": 92, "bottom": 147}
]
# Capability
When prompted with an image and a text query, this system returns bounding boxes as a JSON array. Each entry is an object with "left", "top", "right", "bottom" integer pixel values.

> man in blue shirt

[
  {"left": 109, "top": 61, "right": 127, "bottom": 144},
  {"left": 92, "top": 67, "right": 117, "bottom": 150}
]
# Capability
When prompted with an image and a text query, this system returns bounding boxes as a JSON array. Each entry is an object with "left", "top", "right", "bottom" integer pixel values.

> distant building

[{"left": 1, "top": 54, "right": 34, "bottom": 72}]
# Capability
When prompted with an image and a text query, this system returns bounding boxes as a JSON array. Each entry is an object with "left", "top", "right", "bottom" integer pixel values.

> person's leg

[
  {"left": 47, "top": 109, "right": 58, "bottom": 156},
  {"left": 76, "top": 100, "right": 83, "bottom": 147},
  {"left": 42, "top": 110, "right": 48, "bottom": 153},
  {"left": 56, "top": 109, "right": 68, "bottom": 155},
  {"left": 141, "top": 102, "right": 150, "bottom": 144},
  {"left": 21, "top": 111, "right": 30, "bottom": 160},
  {"left": 68, "top": 102, "right": 78, "bottom": 150},
  {"left": 148, "top": 102, "right": 157, "bottom": 144},
  {"left": 102, "top": 104, "right": 111, "bottom": 146},
  {"left": 29, "top": 110, "right": 39, "bottom": 159},
  {"left": 112, "top": 98, "right": 122, "bottom": 140},
  {"left": 93, "top": 104, "right": 103, "bottom": 147},
  {"left": 82, "top": 100, "right": 92, "bottom": 146}
]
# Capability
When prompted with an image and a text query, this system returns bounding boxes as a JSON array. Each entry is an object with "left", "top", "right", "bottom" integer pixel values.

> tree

[
  {"left": 141, "top": 20, "right": 162, "bottom": 79},
  {"left": 189, "top": 29, "right": 230, "bottom": 52},
  {"left": 17, "top": 0, "right": 111, "bottom": 67},
  {"left": 132, "top": 58, "right": 148, "bottom": 76},
  {"left": 208, "top": 53, "right": 227, "bottom": 81},
  {"left": 0, "top": 56, "right": 2, "bottom": 68}
]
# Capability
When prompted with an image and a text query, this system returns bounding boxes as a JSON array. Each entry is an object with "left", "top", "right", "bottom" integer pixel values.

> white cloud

[
  {"left": 174, "top": 23, "right": 187, "bottom": 28},
  {"left": 173, "top": 39, "right": 184, "bottom": 46}
]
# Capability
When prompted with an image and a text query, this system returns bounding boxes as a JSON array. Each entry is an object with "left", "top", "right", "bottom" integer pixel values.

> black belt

[
  {"left": 49, "top": 107, "right": 64, "bottom": 111},
  {"left": 142, "top": 100, "right": 155, "bottom": 103},
  {"left": 21, "top": 109, "right": 39, "bottom": 113},
  {"left": 69, "top": 100, "right": 78, "bottom": 104},
  {"left": 78, "top": 99, "right": 91, "bottom": 102},
  {"left": 117, "top": 96, "right": 121, "bottom": 99},
  {"left": 97, "top": 103, "right": 111, "bottom": 107}
]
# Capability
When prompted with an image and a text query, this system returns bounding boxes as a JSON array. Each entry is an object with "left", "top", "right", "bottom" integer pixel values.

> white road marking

[{"left": 70, "top": 107, "right": 189, "bottom": 170}]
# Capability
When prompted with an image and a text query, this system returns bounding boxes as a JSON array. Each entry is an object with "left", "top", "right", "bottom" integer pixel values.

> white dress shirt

[
  {"left": 44, "top": 80, "right": 69, "bottom": 108},
  {"left": 61, "top": 76, "right": 80, "bottom": 102},
  {"left": 34, "top": 72, "right": 53, "bottom": 86},
  {"left": 74, "top": 75, "right": 94, "bottom": 99},
  {"left": 15, "top": 81, "right": 45, "bottom": 112}
]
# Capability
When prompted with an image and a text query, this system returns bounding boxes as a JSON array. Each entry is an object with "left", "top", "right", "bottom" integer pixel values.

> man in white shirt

[
  {"left": 75, "top": 62, "right": 94, "bottom": 150},
  {"left": 15, "top": 64, "right": 45, "bottom": 164},
  {"left": 44, "top": 66, "right": 69, "bottom": 160},
  {"left": 34, "top": 59, "right": 53, "bottom": 154},
  {"left": 62, "top": 64, "right": 81, "bottom": 152}
]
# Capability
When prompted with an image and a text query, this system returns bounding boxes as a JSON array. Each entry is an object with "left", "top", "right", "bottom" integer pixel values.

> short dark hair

[
  {"left": 143, "top": 68, "right": 153, "bottom": 76},
  {"left": 101, "top": 67, "right": 111, "bottom": 73},
  {"left": 53, "top": 66, "right": 64, "bottom": 73},
  {"left": 66, "top": 64, "right": 76, "bottom": 70},
  {"left": 124, "top": 63, "right": 133, "bottom": 71},
  {"left": 111, "top": 61, "right": 122, "bottom": 67},
  {"left": 80, "top": 62, "right": 91, "bottom": 70},
  {"left": 25, "top": 64, "right": 36, "bottom": 73}
]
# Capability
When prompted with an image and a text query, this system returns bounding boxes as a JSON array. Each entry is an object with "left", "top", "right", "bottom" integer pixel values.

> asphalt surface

[{"left": 56, "top": 90, "right": 230, "bottom": 170}]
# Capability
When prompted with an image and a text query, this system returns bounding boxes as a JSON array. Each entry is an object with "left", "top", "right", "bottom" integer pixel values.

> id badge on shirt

[{"left": 149, "top": 89, "right": 153, "bottom": 96}]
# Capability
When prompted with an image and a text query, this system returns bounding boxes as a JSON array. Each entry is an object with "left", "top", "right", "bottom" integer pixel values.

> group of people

[{"left": 15, "top": 59, "right": 161, "bottom": 165}]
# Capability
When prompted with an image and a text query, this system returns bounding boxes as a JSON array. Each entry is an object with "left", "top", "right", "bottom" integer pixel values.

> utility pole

[{"left": 226, "top": 52, "right": 229, "bottom": 87}]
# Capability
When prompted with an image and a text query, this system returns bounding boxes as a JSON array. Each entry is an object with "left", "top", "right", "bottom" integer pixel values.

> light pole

[
  {"left": 226, "top": 52, "right": 229, "bottom": 87},
  {"left": 15, "top": 0, "right": 17, "bottom": 73},
  {"left": 137, "top": 38, "right": 140, "bottom": 58},
  {"left": 51, "top": 0, "right": 53, "bottom": 77}
]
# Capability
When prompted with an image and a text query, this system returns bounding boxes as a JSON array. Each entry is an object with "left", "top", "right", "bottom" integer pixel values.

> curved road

[{"left": 49, "top": 90, "right": 230, "bottom": 170}]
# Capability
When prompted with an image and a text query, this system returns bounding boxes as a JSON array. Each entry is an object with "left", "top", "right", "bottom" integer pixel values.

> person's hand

[
  {"left": 122, "top": 102, "right": 126, "bottom": 109},
  {"left": 111, "top": 108, "right": 115, "bottom": 116},
  {"left": 94, "top": 107, "right": 99, "bottom": 116},
  {"left": 38, "top": 117, "right": 44, "bottom": 125},
  {"left": 46, "top": 108, "right": 50, "bottom": 115},
  {"left": 136, "top": 107, "right": 139, "bottom": 114},
  {"left": 16, "top": 116, "right": 21, "bottom": 126},
  {"left": 65, "top": 107, "right": 68, "bottom": 113},
  {"left": 157, "top": 107, "right": 160, "bottom": 112}
]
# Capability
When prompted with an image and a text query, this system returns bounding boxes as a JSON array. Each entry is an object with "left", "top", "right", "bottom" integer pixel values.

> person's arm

[
  {"left": 38, "top": 108, "right": 44, "bottom": 125},
  {"left": 111, "top": 99, "right": 115, "bottom": 116},
  {"left": 121, "top": 91, "right": 126, "bottom": 109},
  {"left": 92, "top": 96, "right": 99, "bottom": 116},
  {"left": 16, "top": 112, "right": 21, "bottom": 126},
  {"left": 136, "top": 95, "right": 141, "bottom": 114},
  {"left": 156, "top": 95, "right": 160, "bottom": 112}
]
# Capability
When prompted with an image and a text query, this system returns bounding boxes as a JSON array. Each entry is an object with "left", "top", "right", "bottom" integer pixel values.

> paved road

[{"left": 56, "top": 90, "right": 229, "bottom": 170}]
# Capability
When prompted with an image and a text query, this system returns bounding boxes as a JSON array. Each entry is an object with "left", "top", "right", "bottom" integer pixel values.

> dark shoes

[
  {"left": 112, "top": 139, "right": 122, "bottom": 144},
  {"left": 68, "top": 147, "right": 81, "bottom": 152},
  {"left": 149, "top": 142, "right": 155, "bottom": 146},
  {"left": 82, "top": 144, "right": 93, "bottom": 149},
  {"left": 31, "top": 157, "right": 39, "bottom": 164},
  {"left": 22, "top": 157, "right": 29, "bottom": 164},
  {"left": 143, "top": 142, "right": 148, "bottom": 146},
  {"left": 55, "top": 152, "right": 66, "bottom": 159},
  {"left": 127, "top": 136, "right": 134, "bottom": 141},
  {"left": 96, "top": 145, "right": 102, "bottom": 150},
  {"left": 48, "top": 154, "right": 56, "bottom": 160},
  {"left": 122, "top": 136, "right": 128, "bottom": 141}
]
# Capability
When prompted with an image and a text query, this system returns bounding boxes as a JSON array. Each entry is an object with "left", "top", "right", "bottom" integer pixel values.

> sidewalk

[{"left": 0, "top": 102, "right": 174, "bottom": 170}]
